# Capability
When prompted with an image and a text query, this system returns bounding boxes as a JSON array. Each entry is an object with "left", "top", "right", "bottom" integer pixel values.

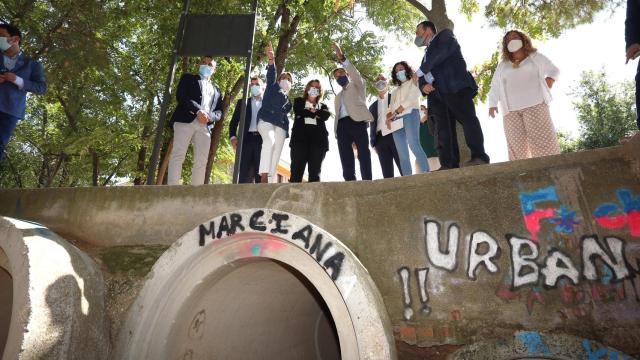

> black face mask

[{"left": 337, "top": 75, "right": 349, "bottom": 87}]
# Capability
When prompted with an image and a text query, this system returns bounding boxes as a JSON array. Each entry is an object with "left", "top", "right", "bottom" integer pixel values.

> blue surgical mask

[
  {"left": 199, "top": 64, "right": 213, "bottom": 78},
  {"left": 0, "top": 37, "right": 12, "bottom": 52},
  {"left": 336, "top": 75, "right": 349, "bottom": 87},
  {"left": 396, "top": 70, "right": 407, "bottom": 82},
  {"left": 250, "top": 85, "right": 262, "bottom": 97}
]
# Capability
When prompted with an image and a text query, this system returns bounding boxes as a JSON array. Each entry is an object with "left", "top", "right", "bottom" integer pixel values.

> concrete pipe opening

[
  {"left": 0, "top": 247, "right": 11, "bottom": 355},
  {"left": 167, "top": 258, "right": 341, "bottom": 359},
  {"left": 117, "top": 209, "right": 396, "bottom": 360}
]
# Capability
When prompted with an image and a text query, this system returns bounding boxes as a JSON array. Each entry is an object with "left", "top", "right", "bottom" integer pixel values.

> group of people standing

[{"left": 167, "top": 9, "right": 640, "bottom": 185}]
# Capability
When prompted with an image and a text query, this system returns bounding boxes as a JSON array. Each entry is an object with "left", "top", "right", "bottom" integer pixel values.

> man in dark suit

[
  {"left": 369, "top": 75, "right": 402, "bottom": 178},
  {"left": 0, "top": 23, "right": 47, "bottom": 161},
  {"left": 626, "top": 0, "right": 640, "bottom": 129},
  {"left": 229, "top": 76, "right": 263, "bottom": 183},
  {"left": 167, "top": 56, "right": 223, "bottom": 185},
  {"left": 414, "top": 20, "right": 489, "bottom": 169}
]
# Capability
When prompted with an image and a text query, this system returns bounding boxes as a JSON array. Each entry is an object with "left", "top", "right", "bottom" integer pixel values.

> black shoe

[
  {"left": 463, "top": 158, "right": 489, "bottom": 167},
  {"left": 435, "top": 166, "right": 453, "bottom": 171}
]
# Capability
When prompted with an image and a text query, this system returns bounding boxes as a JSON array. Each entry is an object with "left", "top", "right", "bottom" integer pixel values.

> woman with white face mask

[
  {"left": 487, "top": 30, "right": 561, "bottom": 160},
  {"left": 289, "top": 80, "right": 331, "bottom": 182},
  {"left": 257, "top": 42, "right": 294, "bottom": 183},
  {"left": 386, "top": 61, "right": 429, "bottom": 175}
]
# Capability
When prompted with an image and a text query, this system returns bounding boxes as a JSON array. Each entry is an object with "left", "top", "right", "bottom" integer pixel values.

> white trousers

[
  {"left": 257, "top": 120, "right": 286, "bottom": 183},
  {"left": 168, "top": 120, "right": 211, "bottom": 185}
]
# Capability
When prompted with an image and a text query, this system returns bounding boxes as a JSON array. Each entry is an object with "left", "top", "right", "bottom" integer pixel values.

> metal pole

[
  {"left": 146, "top": 0, "right": 191, "bottom": 185},
  {"left": 232, "top": 0, "right": 258, "bottom": 184}
]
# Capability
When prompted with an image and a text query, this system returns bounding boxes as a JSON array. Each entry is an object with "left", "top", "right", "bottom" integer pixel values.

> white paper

[
  {"left": 304, "top": 117, "right": 317, "bottom": 125},
  {"left": 381, "top": 117, "right": 404, "bottom": 136}
]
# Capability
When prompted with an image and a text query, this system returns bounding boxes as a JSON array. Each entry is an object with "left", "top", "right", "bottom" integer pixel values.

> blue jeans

[
  {"left": 0, "top": 111, "right": 20, "bottom": 161},
  {"left": 392, "top": 109, "right": 429, "bottom": 175}
]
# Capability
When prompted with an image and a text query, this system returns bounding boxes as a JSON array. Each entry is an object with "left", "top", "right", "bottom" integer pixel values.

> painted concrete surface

[
  {"left": 0, "top": 137, "right": 639, "bottom": 358},
  {"left": 0, "top": 217, "right": 109, "bottom": 360}
]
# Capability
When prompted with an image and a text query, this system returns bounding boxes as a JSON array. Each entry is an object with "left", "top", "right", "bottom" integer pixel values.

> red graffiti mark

[
  {"left": 523, "top": 209, "right": 556, "bottom": 242},
  {"left": 419, "top": 327, "right": 434, "bottom": 338},
  {"left": 451, "top": 310, "right": 461, "bottom": 321},
  {"left": 526, "top": 291, "right": 545, "bottom": 315},
  {"left": 591, "top": 283, "right": 626, "bottom": 302},
  {"left": 629, "top": 210, "right": 640, "bottom": 237},
  {"left": 399, "top": 327, "right": 417, "bottom": 343},
  {"left": 594, "top": 214, "right": 627, "bottom": 230},
  {"left": 496, "top": 284, "right": 521, "bottom": 301}
]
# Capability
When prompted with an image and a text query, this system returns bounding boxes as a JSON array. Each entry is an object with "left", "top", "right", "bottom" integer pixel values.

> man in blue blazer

[
  {"left": 229, "top": 76, "right": 263, "bottom": 183},
  {"left": 368, "top": 75, "right": 402, "bottom": 178},
  {"left": 167, "top": 56, "right": 223, "bottom": 185},
  {"left": 626, "top": 0, "right": 640, "bottom": 129},
  {"left": 414, "top": 21, "right": 489, "bottom": 169},
  {"left": 0, "top": 24, "right": 47, "bottom": 161}
]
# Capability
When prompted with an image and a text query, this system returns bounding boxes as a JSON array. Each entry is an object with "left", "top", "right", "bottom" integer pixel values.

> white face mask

[
  {"left": 375, "top": 80, "right": 387, "bottom": 91},
  {"left": 0, "top": 37, "right": 13, "bottom": 51},
  {"left": 308, "top": 87, "right": 320, "bottom": 98},
  {"left": 279, "top": 79, "right": 291, "bottom": 93},
  {"left": 507, "top": 39, "right": 523, "bottom": 53}
]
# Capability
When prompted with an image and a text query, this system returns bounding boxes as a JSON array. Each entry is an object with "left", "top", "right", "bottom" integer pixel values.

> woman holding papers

[
  {"left": 289, "top": 79, "right": 331, "bottom": 182},
  {"left": 386, "top": 61, "right": 429, "bottom": 175}
]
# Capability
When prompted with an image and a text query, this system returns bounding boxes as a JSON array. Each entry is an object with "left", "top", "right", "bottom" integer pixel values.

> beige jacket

[{"left": 333, "top": 59, "right": 374, "bottom": 135}]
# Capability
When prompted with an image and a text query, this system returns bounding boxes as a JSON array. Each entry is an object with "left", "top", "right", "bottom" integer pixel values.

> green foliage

[{"left": 561, "top": 69, "right": 638, "bottom": 152}]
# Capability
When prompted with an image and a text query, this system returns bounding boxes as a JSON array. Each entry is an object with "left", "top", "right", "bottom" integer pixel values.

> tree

[{"left": 560, "top": 69, "right": 637, "bottom": 152}]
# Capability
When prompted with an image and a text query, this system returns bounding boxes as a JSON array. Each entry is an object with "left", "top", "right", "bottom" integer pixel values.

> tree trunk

[
  {"left": 91, "top": 150, "right": 99, "bottom": 186},
  {"left": 156, "top": 135, "right": 172, "bottom": 185},
  {"left": 405, "top": 0, "right": 454, "bottom": 31}
]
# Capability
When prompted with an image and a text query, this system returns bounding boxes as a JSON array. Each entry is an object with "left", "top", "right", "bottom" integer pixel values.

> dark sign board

[{"left": 178, "top": 14, "right": 255, "bottom": 57}]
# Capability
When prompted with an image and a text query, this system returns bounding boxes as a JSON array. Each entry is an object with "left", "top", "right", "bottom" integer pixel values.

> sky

[{"left": 277, "top": 1, "right": 637, "bottom": 182}]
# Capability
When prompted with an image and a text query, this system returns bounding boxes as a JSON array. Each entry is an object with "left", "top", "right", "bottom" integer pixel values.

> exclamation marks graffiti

[
  {"left": 416, "top": 268, "right": 431, "bottom": 315},
  {"left": 398, "top": 267, "right": 414, "bottom": 321},
  {"left": 398, "top": 267, "right": 432, "bottom": 320}
]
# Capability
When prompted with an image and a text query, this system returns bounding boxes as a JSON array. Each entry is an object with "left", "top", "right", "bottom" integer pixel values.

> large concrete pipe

[
  {"left": 0, "top": 217, "right": 108, "bottom": 359},
  {"left": 116, "top": 209, "right": 396, "bottom": 360},
  {"left": 0, "top": 248, "right": 11, "bottom": 355}
]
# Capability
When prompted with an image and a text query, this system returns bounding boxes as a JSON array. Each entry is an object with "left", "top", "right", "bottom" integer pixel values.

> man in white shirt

[
  {"left": 332, "top": 43, "right": 374, "bottom": 181},
  {"left": 167, "top": 56, "right": 222, "bottom": 185},
  {"left": 229, "top": 77, "right": 263, "bottom": 183},
  {"left": 368, "top": 75, "right": 402, "bottom": 178}
]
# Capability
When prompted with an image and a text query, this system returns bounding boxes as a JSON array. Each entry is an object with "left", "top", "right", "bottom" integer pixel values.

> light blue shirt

[
  {"left": 249, "top": 97, "right": 262, "bottom": 132},
  {"left": 3, "top": 52, "right": 24, "bottom": 89}
]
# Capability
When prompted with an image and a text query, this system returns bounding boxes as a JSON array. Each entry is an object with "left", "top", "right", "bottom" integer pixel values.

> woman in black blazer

[{"left": 289, "top": 80, "right": 331, "bottom": 182}]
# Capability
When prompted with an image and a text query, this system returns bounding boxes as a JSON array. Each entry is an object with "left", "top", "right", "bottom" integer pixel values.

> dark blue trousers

[
  {"left": 336, "top": 117, "right": 372, "bottom": 181},
  {"left": 374, "top": 132, "right": 402, "bottom": 178},
  {"left": 0, "top": 111, "right": 20, "bottom": 161},
  {"left": 238, "top": 132, "right": 262, "bottom": 183},
  {"left": 636, "top": 62, "right": 640, "bottom": 129}
]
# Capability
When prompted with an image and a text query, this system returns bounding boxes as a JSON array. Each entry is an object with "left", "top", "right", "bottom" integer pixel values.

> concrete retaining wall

[{"left": 0, "top": 137, "right": 639, "bottom": 358}]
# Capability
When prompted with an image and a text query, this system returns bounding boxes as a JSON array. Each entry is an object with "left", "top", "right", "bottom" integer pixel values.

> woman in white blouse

[
  {"left": 488, "top": 30, "right": 561, "bottom": 160},
  {"left": 385, "top": 61, "right": 429, "bottom": 175}
]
